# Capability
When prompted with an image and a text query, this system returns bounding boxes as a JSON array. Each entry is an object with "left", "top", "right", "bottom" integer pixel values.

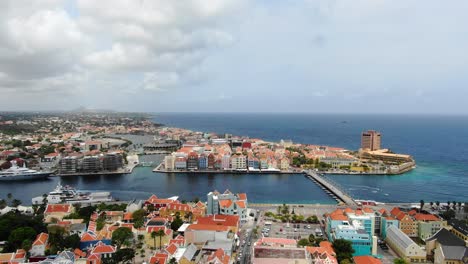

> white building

[
  {"left": 386, "top": 225, "right": 426, "bottom": 263},
  {"left": 164, "top": 155, "right": 175, "bottom": 170},
  {"left": 221, "top": 154, "right": 231, "bottom": 170},
  {"left": 230, "top": 155, "right": 246, "bottom": 170}
]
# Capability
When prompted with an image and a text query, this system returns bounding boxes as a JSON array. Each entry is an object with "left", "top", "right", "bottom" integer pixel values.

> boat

[
  {"left": 32, "top": 183, "right": 114, "bottom": 205},
  {"left": 0, "top": 161, "right": 51, "bottom": 181}
]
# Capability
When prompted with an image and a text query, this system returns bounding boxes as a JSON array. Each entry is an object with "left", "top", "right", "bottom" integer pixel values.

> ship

[
  {"left": 0, "top": 161, "right": 51, "bottom": 181},
  {"left": 32, "top": 183, "right": 114, "bottom": 205}
]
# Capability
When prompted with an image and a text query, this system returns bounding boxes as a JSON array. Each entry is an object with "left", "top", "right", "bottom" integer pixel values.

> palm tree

[
  {"left": 447, "top": 201, "right": 451, "bottom": 211},
  {"left": 430, "top": 201, "right": 434, "bottom": 208},
  {"left": 151, "top": 231, "right": 157, "bottom": 249},
  {"left": 155, "top": 229, "right": 165, "bottom": 250},
  {"left": 452, "top": 201, "right": 457, "bottom": 210},
  {"left": 436, "top": 201, "right": 440, "bottom": 208},
  {"left": 457, "top": 202, "right": 462, "bottom": 211},
  {"left": 419, "top": 200, "right": 425, "bottom": 212}
]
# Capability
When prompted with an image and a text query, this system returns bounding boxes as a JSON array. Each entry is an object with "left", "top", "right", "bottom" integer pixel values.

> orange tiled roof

[
  {"left": 414, "top": 213, "right": 440, "bottom": 221},
  {"left": 219, "top": 199, "right": 233, "bottom": 208},
  {"left": 32, "top": 233, "right": 48, "bottom": 246},
  {"left": 150, "top": 253, "right": 168, "bottom": 264},
  {"left": 81, "top": 232, "right": 97, "bottom": 242},
  {"left": 91, "top": 242, "right": 116, "bottom": 254},
  {"left": 207, "top": 248, "right": 229, "bottom": 264},
  {"left": 237, "top": 193, "right": 247, "bottom": 200},
  {"left": 196, "top": 215, "right": 240, "bottom": 228},
  {"left": 236, "top": 200, "right": 246, "bottom": 209},
  {"left": 165, "top": 243, "right": 178, "bottom": 255},
  {"left": 353, "top": 256, "right": 382, "bottom": 264},
  {"left": 123, "top": 212, "right": 133, "bottom": 221},
  {"left": 187, "top": 224, "right": 229, "bottom": 232},
  {"left": 45, "top": 204, "right": 71, "bottom": 213},
  {"left": 362, "top": 207, "right": 374, "bottom": 214}
]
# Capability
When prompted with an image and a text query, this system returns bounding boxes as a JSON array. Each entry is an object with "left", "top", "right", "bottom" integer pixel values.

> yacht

[
  {"left": 0, "top": 161, "right": 51, "bottom": 181},
  {"left": 32, "top": 183, "right": 114, "bottom": 205}
]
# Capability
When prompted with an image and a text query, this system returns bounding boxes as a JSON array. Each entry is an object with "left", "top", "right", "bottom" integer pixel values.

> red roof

[
  {"left": 414, "top": 213, "right": 440, "bottom": 221},
  {"left": 236, "top": 200, "right": 246, "bottom": 208},
  {"left": 91, "top": 242, "right": 116, "bottom": 254},
  {"left": 45, "top": 204, "right": 71, "bottom": 214},
  {"left": 354, "top": 256, "right": 382, "bottom": 264},
  {"left": 187, "top": 224, "right": 229, "bottom": 232},
  {"left": 150, "top": 253, "right": 168, "bottom": 264},
  {"left": 165, "top": 243, "right": 178, "bottom": 255},
  {"left": 207, "top": 248, "right": 229, "bottom": 264},
  {"left": 32, "top": 233, "right": 48, "bottom": 246},
  {"left": 257, "top": 237, "right": 297, "bottom": 246},
  {"left": 81, "top": 232, "right": 97, "bottom": 242},
  {"left": 196, "top": 215, "right": 240, "bottom": 228},
  {"left": 237, "top": 193, "right": 247, "bottom": 200},
  {"left": 219, "top": 200, "right": 233, "bottom": 208}
]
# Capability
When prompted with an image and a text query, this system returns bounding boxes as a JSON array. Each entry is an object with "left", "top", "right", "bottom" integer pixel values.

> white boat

[
  {"left": 32, "top": 183, "right": 114, "bottom": 205},
  {"left": 0, "top": 161, "right": 51, "bottom": 181}
]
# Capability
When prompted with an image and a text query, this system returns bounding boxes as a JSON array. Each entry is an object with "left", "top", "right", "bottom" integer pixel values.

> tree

[
  {"left": 11, "top": 199, "right": 22, "bottom": 208},
  {"left": 457, "top": 202, "right": 462, "bottom": 211},
  {"left": 436, "top": 201, "right": 440, "bottom": 208},
  {"left": 170, "top": 216, "right": 184, "bottom": 232},
  {"left": 419, "top": 200, "right": 424, "bottom": 212},
  {"left": 151, "top": 231, "right": 158, "bottom": 248},
  {"left": 112, "top": 227, "right": 133, "bottom": 249},
  {"left": 394, "top": 258, "right": 408, "bottom": 264},
  {"left": 340, "top": 259, "right": 352, "bottom": 264},
  {"left": 441, "top": 209, "right": 456, "bottom": 220},
  {"left": 297, "top": 238, "right": 313, "bottom": 247},
  {"left": 464, "top": 202, "right": 468, "bottom": 213},
  {"left": 430, "top": 201, "right": 434, "bottom": 208},
  {"left": 332, "top": 239, "right": 355, "bottom": 263},
  {"left": 63, "top": 234, "right": 81, "bottom": 249},
  {"left": 155, "top": 229, "right": 165, "bottom": 250},
  {"left": 308, "top": 234, "right": 315, "bottom": 243},
  {"left": 21, "top": 239, "right": 32, "bottom": 253},
  {"left": 8, "top": 227, "right": 37, "bottom": 249},
  {"left": 133, "top": 219, "right": 144, "bottom": 229},
  {"left": 113, "top": 248, "right": 135, "bottom": 263},
  {"left": 169, "top": 257, "right": 177, "bottom": 264},
  {"left": 132, "top": 209, "right": 146, "bottom": 224}
]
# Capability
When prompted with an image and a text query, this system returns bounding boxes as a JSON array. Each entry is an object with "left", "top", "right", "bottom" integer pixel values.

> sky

[{"left": 1, "top": 0, "right": 468, "bottom": 114}]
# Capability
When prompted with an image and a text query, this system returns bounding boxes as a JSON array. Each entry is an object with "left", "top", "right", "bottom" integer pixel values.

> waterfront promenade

[{"left": 304, "top": 170, "right": 358, "bottom": 206}]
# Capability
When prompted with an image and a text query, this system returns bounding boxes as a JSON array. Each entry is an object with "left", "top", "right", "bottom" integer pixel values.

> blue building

[
  {"left": 381, "top": 217, "right": 399, "bottom": 239},
  {"left": 198, "top": 155, "right": 208, "bottom": 169},
  {"left": 333, "top": 221, "right": 373, "bottom": 256}
]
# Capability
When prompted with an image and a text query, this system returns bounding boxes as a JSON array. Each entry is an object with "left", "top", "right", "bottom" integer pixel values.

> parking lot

[{"left": 259, "top": 220, "right": 325, "bottom": 241}]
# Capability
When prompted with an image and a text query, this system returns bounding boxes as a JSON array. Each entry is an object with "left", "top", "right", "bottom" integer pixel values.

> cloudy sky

[{"left": 1, "top": 0, "right": 467, "bottom": 114}]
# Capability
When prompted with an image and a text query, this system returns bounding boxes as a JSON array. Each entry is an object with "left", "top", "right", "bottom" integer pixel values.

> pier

[{"left": 304, "top": 170, "right": 358, "bottom": 206}]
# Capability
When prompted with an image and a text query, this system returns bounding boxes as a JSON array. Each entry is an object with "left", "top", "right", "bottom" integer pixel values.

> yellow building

[{"left": 448, "top": 219, "right": 468, "bottom": 242}]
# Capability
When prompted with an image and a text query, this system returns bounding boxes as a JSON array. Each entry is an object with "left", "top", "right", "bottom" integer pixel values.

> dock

[{"left": 304, "top": 170, "right": 358, "bottom": 206}]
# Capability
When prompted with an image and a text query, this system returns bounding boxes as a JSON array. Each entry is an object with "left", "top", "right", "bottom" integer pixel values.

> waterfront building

[
  {"left": 175, "top": 157, "right": 187, "bottom": 170},
  {"left": 280, "top": 157, "right": 289, "bottom": 171},
  {"left": 101, "top": 153, "right": 123, "bottom": 171},
  {"left": 187, "top": 152, "right": 199, "bottom": 170},
  {"left": 361, "top": 130, "right": 381, "bottom": 151},
  {"left": 85, "top": 140, "right": 103, "bottom": 152},
  {"left": 144, "top": 194, "right": 177, "bottom": 209},
  {"left": 207, "top": 153, "right": 215, "bottom": 169},
  {"left": 196, "top": 215, "right": 240, "bottom": 234},
  {"left": 260, "top": 158, "right": 268, "bottom": 170},
  {"left": 230, "top": 154, "right": 246, "bottom": 170},
  {"left": 221, "top": 154, "right": 231, "bottom": 170},
  {"left": 447, "top": 219, "right": 468, "bottom": 242},
  {"left": 385, "top": 225, "right": 426, "bottom": 263},
  {"left": 320, "top": 156, "right": 356, "bottom": 168},
  {"left": 82, "top": 156, "right": 101, "bottom": 172},
  {"left": 58, "top": 156, "right": 79, "bottom": 174},
  {"left": 164, "top": 155, "right": 175, "bottom": 170},
  {"left": 426, "top": 228, "right": 468, "bottom": 264},
  {"left": 198, "top": 154, "right": 208, "bottom": 169},
  {"left": 206, "top": 190, "right": 248, "bottom": 223},
  {"left": 40, "top": 152, "right": 60, "bottom": 169}
]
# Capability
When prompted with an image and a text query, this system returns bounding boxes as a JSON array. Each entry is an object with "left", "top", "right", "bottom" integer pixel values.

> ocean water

[
  {"left": 1, "top": 113, "right": 467, "bottom": 204},
  {"left": 152, "top": 113, "right": 468, "bottom": 203}
]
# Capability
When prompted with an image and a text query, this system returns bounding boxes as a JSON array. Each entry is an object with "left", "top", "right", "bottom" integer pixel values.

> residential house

[
  {"left": 306, "top": 241, "right": 338, "bottom": 264},
  {"left": 207, "top": 248, "right": 230, "bottom": 264},
  {"left": 391, "top": 208, "right": 418, "bottom": 237},
  {"left": 179, "top": 244, "right": 202, "bottom": 264},
  {"left": 196, "top": 215, "right": 240, "bottom": 234},
  {"left": 30, "top": 232, "right": 49, "bottom": 257},
  {"left": 185, "top": 224, "right": 235, "bottom": 255},
  {"left": 0, "top": 249, "right": 26, "bottom": 264},
  {"left": 206, "top": 190, "right": 248, "bottom": 223}
]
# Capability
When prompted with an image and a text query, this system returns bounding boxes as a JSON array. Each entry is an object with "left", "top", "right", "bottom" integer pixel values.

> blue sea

[{"left": 0, "top": 113, "right": 467, "bottom": 204}]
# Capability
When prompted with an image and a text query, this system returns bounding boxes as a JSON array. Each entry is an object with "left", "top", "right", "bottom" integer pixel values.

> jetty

[{"left": 304, "top": 170, "right": 358, "bottom": 206}]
